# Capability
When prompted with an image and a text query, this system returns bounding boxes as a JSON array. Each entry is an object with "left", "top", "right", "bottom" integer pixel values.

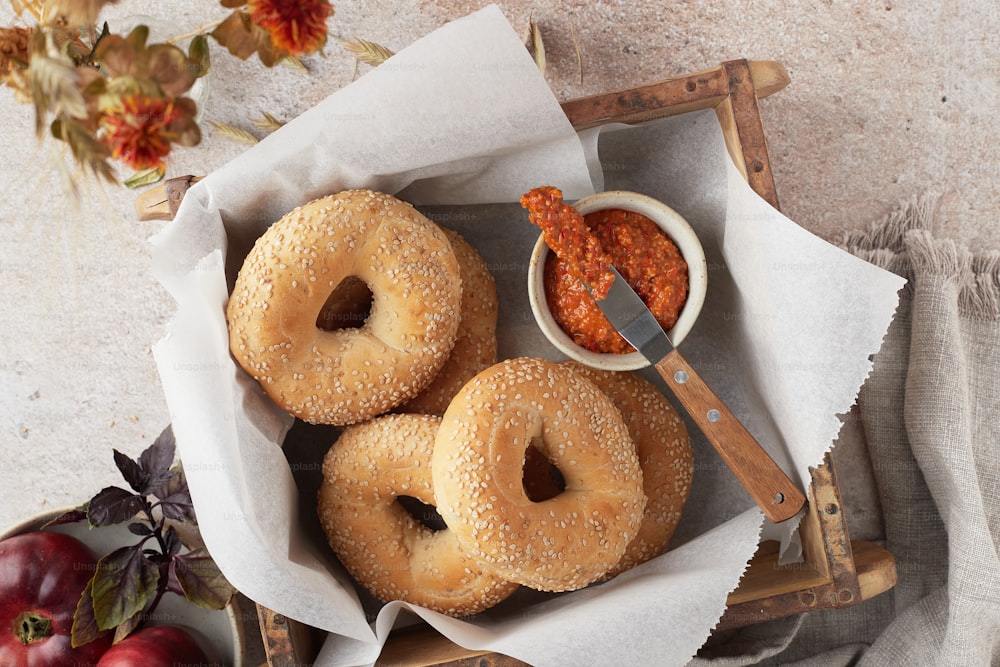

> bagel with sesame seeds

[
  {"left": 317, "top": 413, "right": 520, "bottom": 616},
  {"left": 226, "top": 189, "right": 463, "bottom": 426},
  {"left": 397, "top": 227, "right": 499, "bottom": 415},
  {"left": 561, "top": 361, "right": 693, "bottom": 579},
  {"left": 432, "top": 357, "right": 646, "bottom": 592}
]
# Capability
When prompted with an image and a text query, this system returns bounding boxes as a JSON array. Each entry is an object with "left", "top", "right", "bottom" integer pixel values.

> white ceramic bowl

[
  {"left": 0, "top": 508, "right": 246, "bottom": 667},
  {"left": 528, "top": 190, "right": 708, "bottom": 371}
]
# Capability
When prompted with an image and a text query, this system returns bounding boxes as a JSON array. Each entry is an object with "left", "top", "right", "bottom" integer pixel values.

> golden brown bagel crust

[
  {"left": 432, "top": 357, "right": 646, "bottom": 592},
  {"left": 562, "top": 362, "right": 693, "bottom": 578},
  {"left": 226, "top": 190, "right": 462, "bottom": 425},
  {"left": 399, "top": 227, "right": 498, "bottom": 415},
  {"left": 317, "top": 413, "right": 519, "bottom": 616}
]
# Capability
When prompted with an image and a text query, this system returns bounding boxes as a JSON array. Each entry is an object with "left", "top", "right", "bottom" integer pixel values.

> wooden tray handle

[{"left": 134, "top": 61, "right": 788, "bottom": 223}]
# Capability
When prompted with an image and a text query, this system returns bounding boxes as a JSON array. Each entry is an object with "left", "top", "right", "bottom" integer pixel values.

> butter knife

[{"left": 595, "top": 266, "right": 806, "bottom": 523}]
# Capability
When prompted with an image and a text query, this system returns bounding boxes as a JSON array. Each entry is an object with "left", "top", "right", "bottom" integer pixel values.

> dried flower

[
  {"left": 27, "top": 31, "right": 100, "bottom": 133},
  {"left": 92, "top": 26, "right": 199, "bottom": 98},
  {"left": 0, "top": 25, "right": 30, "bottom": 73},
  {"left": 0, "top": 25, "right": 32, "bottom": 100},
  {"left": 247, "top": 0, "right": 333, "bottom": 57},
  {"left": 0, "top": 2, "right": 341, "bottom": 183},
  {"left": 99, "top": 94, "right": 199, "bottom": 170}
]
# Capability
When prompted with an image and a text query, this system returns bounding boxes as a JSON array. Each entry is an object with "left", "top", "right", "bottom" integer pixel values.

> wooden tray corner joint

[{"left": 140, "top": 58, "right": 897, "bottom": 667}]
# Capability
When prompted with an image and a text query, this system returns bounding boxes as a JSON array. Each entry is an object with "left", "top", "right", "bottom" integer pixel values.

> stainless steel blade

[{"left": 595, "top": 266, "right": 674, "bottom": 363}]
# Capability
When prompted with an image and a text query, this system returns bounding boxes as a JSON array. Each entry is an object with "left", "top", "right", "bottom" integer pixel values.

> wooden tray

[{"left": 138, "top": 59, "right": 897, "bottom": 667}]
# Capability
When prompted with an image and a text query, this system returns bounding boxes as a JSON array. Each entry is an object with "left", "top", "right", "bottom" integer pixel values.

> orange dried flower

[
  {"left": 0, "top": 26, "right": 30, "bottom": 74},
  {"left": 0, "top": 26, "right": 31, "bottom": 100},
  {"left": 247, "top": 0, "right": 333, "bottom": 56},
  {"left": 99, "top": 94, "right": 198, "bottom": 170}
]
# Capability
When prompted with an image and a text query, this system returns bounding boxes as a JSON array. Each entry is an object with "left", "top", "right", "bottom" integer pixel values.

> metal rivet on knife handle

[{"left": 654, "top": 349, "right": 806, "bottom": 523}]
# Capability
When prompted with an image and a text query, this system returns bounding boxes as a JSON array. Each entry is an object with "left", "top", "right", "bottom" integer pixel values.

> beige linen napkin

[{"left": 691, "top": 198, "right": 1000, "bottom": 666}]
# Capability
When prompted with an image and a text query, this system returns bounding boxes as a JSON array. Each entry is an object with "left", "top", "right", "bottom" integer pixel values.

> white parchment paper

[{"left": 150, "top": 5, "right": 906, "bottom": 666}]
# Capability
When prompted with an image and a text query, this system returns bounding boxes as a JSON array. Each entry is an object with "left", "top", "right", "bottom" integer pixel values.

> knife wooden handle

[{"left": 654, "top": 349, "right": 806, "bottom": 523}]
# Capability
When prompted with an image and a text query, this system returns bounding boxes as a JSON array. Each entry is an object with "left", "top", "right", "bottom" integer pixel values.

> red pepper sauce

[
  {"left": 544, "top": 208, "right": 689, "bottom": 355},
  {"left": 521, "top": 186, "right": 615, "bottom": 300}
]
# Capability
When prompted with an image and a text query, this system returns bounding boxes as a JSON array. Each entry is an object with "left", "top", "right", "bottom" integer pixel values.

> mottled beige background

[{"left": 1, "top": 0, "right": 994, "bottom": 573}]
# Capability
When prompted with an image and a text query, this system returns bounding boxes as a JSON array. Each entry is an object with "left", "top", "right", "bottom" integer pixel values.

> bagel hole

[
  {"left": 397, "top": 495, "right": 447, "bottom": 531},
  {"left": 317, "top": 276, "right": 373, "bottom": 331},
  {"left": 523, "top": 439, "right": 566, "bottom": 502}
]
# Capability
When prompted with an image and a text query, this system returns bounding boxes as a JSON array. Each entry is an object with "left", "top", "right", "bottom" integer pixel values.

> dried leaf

[
  {"left": 50, "top": 116, "right": 116, "bottom": 182},
  {"left": 341, "top": 37, "right": 394, "bottom": 67},
  {"left": 28, "top": 46, "right": 89, "bottom": 132},
  {"left": 207, "top": 120, "right": 259, "bottom": 145},
  {"left": 188, "top": 34, "right": 210, "bottom": 78},
  {"left": 211, "top": 10, "right": 284, "bottom": 67},
  {"left": 146, "top": 43, "right": 197, "bottom": 97},
  {"left": 83, "top": 22, "right": 112, "bottom": 66},
  {"left": 250, "top": 111, "right": 284, "bottom": 132},
  {"left": 124, "top": 165, "right": 165, "bottom": 189},
  {"left": 528, "top": 19, "right": 546, "bottom": 75},
  {"left": 7, "top": 1, "right": 33, "bottom": 18},
  {"left": 124, "top": 24, "right": 149, "bottom": 53},
  {"left": 46, "top": 0, "right": 116, "bottom": 27},
  {"left": 279, "top": 55, "right": 307, "bottom": 72},
  {"left": 569, "top": 19, "right": 583, "bottom": 84},
  {"left": 169, "top": 96, "right": 202, "bottom": 148},
  {"left": 89, "top": 33, "right": 135, "bottom": 80},
  {"left": 210, "top": 11, "right": 260, "bottom": 62}
]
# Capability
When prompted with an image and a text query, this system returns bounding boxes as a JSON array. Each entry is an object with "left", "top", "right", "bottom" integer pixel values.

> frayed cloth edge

[{"left": 838, "top": 196, "right": 1000, "bottom": 321}]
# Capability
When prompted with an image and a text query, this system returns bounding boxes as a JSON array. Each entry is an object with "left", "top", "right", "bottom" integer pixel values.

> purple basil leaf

[
  {"left": 158, "top": 493, "right": 196, "bottom": 522},
  {"left": 71, "top": 578, "right": 104, "bottom": 648},
  {"left": 154, "top": 472, "right": 196, "bottom": 523},
  {"left": 90, "top": 545, "right": 160, "bottom": 631},
  {"left": 171, "top": 548, "right": 236, "bottom": 610},
  {"left": 161, "top": 524, "right": 183, "bottom": 557},
  {"left": 139, "top": 425, "right": 176, "bottom": 490},
  {"left": 112, "top": 610, "right": 144, "bottom": 644},
  {"left": 113, "top": 448, "right": 151, "bottom": 494},
  {"left": 165, "top": 559, "right": 185, "bottom": 597},
  {"left": 149, "top": 467, "right": 180, "bottom": 499},
  {"left": 87, "top": 486, "right": 145, "bottom": 527},
  {"left": 127, "top": 521, "right": 153, "bottom": 536}
]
